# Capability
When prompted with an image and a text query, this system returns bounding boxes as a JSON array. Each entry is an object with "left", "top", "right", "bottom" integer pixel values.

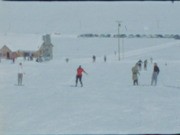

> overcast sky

[{"left": 0, "top": 1, "right": 180, "bottom": 34}]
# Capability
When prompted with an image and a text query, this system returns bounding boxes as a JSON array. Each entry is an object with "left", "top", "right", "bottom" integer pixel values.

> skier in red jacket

[{"left": 75, "top": 65, "right": 88, "bottom": 87}]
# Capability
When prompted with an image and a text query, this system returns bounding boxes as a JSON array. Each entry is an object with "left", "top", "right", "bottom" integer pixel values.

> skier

[
  {"left": 132, "top": 63, "right": 140, "bottom": 85},
  {"left": 151, "top": 63, "right": 160, "bottom": 86},
  {"left": 150, "top": 57, "right": 153, "bottom": 64},
  {"left": 92, "top": 55, "right": 96, "bottom": 63},
  {"left": 17, "top": 62, "right": 24, "bottom": 86},
  {"left": 75, "top": 65, "right": 88, "bottom": 87},
  {"left": 137, "top": 59, "right": 142, "bottom": 70},
  {"left": 104, "top": 55, "right": 107, "bottom": 62},
  {"left": 65, "top": 58, "right": 69, "bottom": 63},
  {"left": 144, "top": 59, "right": 148, "bottom": 70}
]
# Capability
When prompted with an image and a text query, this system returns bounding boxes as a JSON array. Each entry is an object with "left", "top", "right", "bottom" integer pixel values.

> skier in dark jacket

[
  {"left": 104, "top": 55, "right": 107, "bottom": 62},
  {"left": 75, "top": 65, "right": 88, "bottom": 87},
  {"left": 137, "top": 59, "right": 142, "bottom": 70},
  {"left": 144, "top": 59, "right": 148, "bottom": 70},
  {"left": 92, "top": 55, "right": 96, "bottom": 63},
  {"left": 151, "top": 63, "right": 160, "bottom": 86}
]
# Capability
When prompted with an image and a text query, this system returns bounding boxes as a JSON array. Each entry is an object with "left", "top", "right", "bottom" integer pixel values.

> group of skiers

[
  {"left": 131, "top": 59, "right": 160, "bottom": 86},
  {"left": 16, "top": 58, "right": 160, "bottom": 87},
  {"left": 92, "top": 55, "right": 107, "bottom": 63},
  {"left": 16, "top": 62, "right": 88, "bottom": 87},
  {"left": 136, "top": 59, "right": 148, "bottom": 71}
]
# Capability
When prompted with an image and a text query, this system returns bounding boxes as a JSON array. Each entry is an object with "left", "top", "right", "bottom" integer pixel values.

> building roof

[
  {"left": 0, "top": 33, "right": 43, "bottom": 51},
  {"left": 0, "top": 45, "right": 12, "bottom": 53}
]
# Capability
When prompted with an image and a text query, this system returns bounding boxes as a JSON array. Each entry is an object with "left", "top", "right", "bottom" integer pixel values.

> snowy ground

[
  {"left": 0, "top": 34, "right": 180, "bottom": 134},
  {"left": 1, "top": 1, "right": 180, "bottom": 134}
]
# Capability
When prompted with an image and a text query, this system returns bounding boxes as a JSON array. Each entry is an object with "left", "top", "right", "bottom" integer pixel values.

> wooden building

[{"left": 0, "top": 45, "right": 12, "bottom": 59}]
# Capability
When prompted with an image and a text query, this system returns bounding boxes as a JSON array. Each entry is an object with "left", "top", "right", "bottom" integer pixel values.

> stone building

[{"left": 38, "top": 34, "right": 53, "bottom": 61}]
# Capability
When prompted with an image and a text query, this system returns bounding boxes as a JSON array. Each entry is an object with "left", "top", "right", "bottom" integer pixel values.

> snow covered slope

[
  {"left": 0, "top": 34, "right": 180, "bottom": 134},
  {"left": 0, "top": 1, "right": 180, "bottom": 134}
]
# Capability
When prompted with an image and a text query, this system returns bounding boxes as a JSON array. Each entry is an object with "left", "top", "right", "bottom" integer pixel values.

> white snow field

[
  {"left": 0, "top": 34, "right": 180, "bottom": 134},
  {"left": 0, "top": 1, "right": 180, "bottom": 134}
]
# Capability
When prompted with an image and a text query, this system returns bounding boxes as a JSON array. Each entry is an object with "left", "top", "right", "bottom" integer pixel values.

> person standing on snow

[
  {"left": 132, "top": 63, "right": 140, "bottom": 85},
  {"left": 75, "top": 65, "right": 88, "bottom": 87},
  {"left": 150, "top": 57, "right": 153, "bottom": 64},
  {"left": 137, "top": 59, "right": 142, "bottom": 70},
  {"left": 144, "top": 59, "right": 148, "bottom": 70},
  {"left": 18, "top": 62, "right": 24, "bottom": 86},
  {"left": 151, "top": 63, "right": 160, "bottom": 86},
  {"left": 104, "top": 55, "right": 107, "bottom": 62},
  {"left": 92, "top": 55, "right": 96, "bottom": 63}
]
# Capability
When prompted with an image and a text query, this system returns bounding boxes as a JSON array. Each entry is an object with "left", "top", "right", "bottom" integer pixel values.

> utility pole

[{"left": 116, "top": 21, "right": 121, "bottom": 61}]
